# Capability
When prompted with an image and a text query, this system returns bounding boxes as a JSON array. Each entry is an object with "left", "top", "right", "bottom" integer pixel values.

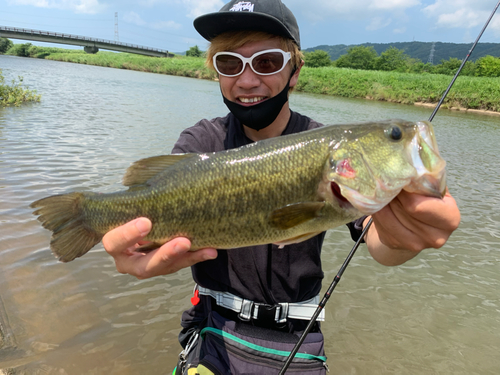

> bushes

[
  {"left": 4, "top": 43, "right": 499, "bottom": 112},
  {"left": 475, "top": 55, "right": 500, "bottom": 77},
  {"left": 0, "top": 38, "right": 13, "bottom": 54},
  {"left": 303, "top": 50, "right": 331, "bottom": 68},
  {"left": 7, "top": 42, "right": 33, "bottom": 57},
  {"left": 41, "top": 51, "right": 217, "bottom": 80},
  {"left": 0, "top": 69, "right": 41, "bottom": 106},
  {"left": 186, "top": 45, "right": 203, "bottom": 57},
  {"left": 322, "top": 45, "right": 496, "bottom": 77},
  {"left": 296, "top": 66, "right": 500, "bottom": 111},
  {"left": 374, "top": 47, "right": 409, "bottom": 72},
  {"left": 335, "top": 46, "right": 378, "bottom": 70}
]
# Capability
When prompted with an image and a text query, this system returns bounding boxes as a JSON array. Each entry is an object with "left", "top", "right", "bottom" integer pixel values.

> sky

[{"left": 1, "top": 0, "right": 499, "bottom": 53}]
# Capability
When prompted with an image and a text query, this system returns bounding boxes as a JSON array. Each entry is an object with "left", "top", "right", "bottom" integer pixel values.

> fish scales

[
  {"left": 85, "top": 131, "right": 339, "bottom": 247},
  {"left": 30, "top": 119, "right": 447, "bottom": 262}
]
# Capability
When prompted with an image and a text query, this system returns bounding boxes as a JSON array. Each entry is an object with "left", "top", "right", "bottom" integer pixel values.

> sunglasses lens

[
  {"left": 215, "top": 55, "right": 243, "bottom": 76},
  {"left": 215, "top": 51, "right": 287, "bottom": 76},
  {"left": 252, "top": 52, "right": 284, "bottom": 74}
]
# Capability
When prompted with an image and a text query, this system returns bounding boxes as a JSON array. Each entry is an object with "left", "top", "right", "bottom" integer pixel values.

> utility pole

[
  {"left": 114, "top": 12, "right": 119, "bottom": 42},
  {"left": 427, "top": 42, "right": 436, "bottom": 65}
]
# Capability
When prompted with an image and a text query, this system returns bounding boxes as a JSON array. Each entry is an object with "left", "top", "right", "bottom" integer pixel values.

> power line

[
  {"left": 0, "top": 10, "right": 110, "bottom": 22},
  {"left": 0, "top": 20, "right": 109, "bottom": 30}
]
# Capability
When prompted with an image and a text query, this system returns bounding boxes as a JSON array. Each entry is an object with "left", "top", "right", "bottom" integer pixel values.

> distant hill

[{"left": 304, "top": 42, "right": 500, "bottom": 64}]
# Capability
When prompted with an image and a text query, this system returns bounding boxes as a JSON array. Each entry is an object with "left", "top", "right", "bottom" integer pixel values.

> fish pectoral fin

[
  {"left": 274, "top": 231, "right": 324, "bottom": 247},
  {"left": 122, "top": 153, "right": 197, "bottom": 186},
  {"left": 269, "top": 202, "right": 325, "bottom": 230}
]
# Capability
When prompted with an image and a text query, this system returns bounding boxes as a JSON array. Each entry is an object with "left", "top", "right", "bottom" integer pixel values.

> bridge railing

[{"left": 0, "top": 26, "right": 169, "bottom": 54}]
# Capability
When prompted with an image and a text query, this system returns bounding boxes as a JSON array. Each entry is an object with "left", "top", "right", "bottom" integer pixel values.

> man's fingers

[
  {"left": 372, "top": 190, "right": 460, "bottom": 252},
  {"left": 102, "top": 218, "right": 152, "bottom": 255},
  {"left": 395, "top": 190, "right": 460, "bottom": 231},
  {"left": 131, "top": 239, "right": 217, "bottom": 279}
]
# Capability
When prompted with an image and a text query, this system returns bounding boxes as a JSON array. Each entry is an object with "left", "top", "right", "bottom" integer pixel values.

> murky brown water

[{"left": 1, "top": 55, "right": 499, "bottom": 374}]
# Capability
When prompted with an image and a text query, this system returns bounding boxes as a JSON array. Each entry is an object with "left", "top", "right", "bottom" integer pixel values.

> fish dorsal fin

[
  {"left": 269, "top": 202, "right": 325, "bottom": 230},
  {"left": 123, "top": 154, "right": 196, "bottom": 186}
]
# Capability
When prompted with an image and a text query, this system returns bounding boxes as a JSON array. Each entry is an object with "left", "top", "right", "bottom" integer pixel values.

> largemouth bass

[{"left": 31, "top": 119, "right": 446, "bottom": 262}]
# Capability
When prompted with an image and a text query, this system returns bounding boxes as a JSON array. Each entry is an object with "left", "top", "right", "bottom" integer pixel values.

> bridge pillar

[{"left": 84, "top": 46, "right": 99, "bottom": 54}]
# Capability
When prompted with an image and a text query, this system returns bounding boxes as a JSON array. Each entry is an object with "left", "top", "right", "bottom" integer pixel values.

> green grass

[
  {"left": 0, "top": 69, "right": 41, "bottom": 107},
  {"left": 44, "top": 51, "right": 217, "bottom": 80},
  {"left": 7, "top": 45, "right": 500, "bottom": 112},
  {"left": 296, "top": 66, "right": 500, "bottom": 112}
]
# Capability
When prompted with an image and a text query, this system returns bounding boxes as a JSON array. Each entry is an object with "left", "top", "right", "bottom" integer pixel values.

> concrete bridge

[{"left": 0, "top": 26, "right": 174, "bottom": 58}]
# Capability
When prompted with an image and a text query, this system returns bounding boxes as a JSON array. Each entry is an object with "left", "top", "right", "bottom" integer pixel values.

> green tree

[
  {"left": 335, "top": 46, "right": 378, "bottom": 70},
  {"left": 186, "top": 45, "right": 203, "bottom": 57},
  {"left": 8, "top": 43, "right": 33, "bottom": 57},
  {"left": 0, "top": 38, "right": 13, "bottom": 54},
  {"left": 405, "top": 58, "right": 430, "bottom": 73},
  {"left": 374, "top": 47, "right": 409, "bottom": 72},
  {"left": 432, "top": 57, "right": 476, "bottom": 76},
  {"left": 475, "top": 55, "right": 500, "bottom": 77},
  {"left": 432, "top": 57, "right": 462, "bottom": 75},
  {"left": 303, "top": 50, "right": 331, "bottom": 68}
]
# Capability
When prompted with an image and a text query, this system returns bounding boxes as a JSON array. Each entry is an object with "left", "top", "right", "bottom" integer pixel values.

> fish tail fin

[{"left": 30, "top": 192, "right": 102, "bottom": 262}]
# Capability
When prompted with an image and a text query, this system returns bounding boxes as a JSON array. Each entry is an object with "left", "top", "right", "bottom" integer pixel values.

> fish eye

[{"left": 386, "top": 126, "right": 403, "bottom": 141}]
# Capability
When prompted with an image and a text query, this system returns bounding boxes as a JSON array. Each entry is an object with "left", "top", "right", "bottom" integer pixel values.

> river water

[{"left": 0, "top": 55, "right": 499, "bottom": 374}]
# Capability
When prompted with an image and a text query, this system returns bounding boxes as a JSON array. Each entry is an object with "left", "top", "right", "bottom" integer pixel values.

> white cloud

[
  {"left": 423, "top": 0, "right": 499, "bottom": 30},
  {"left": 181, "top": 0, "right": 224, "bottom": 18},
  {"left": 370, "top": 0, "right": 420, "bottom": 11},
  {"left": 130, "top": 0, "right": 223, "bottom": 18},
  {"left": 366, "top": 17, "right": 393, "bottom": 31},
  {"left": 9, "top": 0, "right": 107, "bottom": 14},
  {"left": 491, "top": 14, "right": 500, "bottom": 36},
  {"left": 152, "top": 20, "right": 182, "bottom": 30},
  {"left": 436, "top": 9, "right": 482, "bottom": 28},
  {"left": 393, "top": 27, "right": 407, "bottom": 34},
  {"left": 123, "top": 11, "right": 181, "bottom": 30},
  {"left": 123, "top": 11, "right": 146, "bottom": 26},
  {"left": 285, "top": 0, "right": 420, "bottom": 21}
]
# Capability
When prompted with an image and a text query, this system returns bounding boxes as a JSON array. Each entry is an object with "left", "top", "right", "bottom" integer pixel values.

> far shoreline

[
  {"left": 414, "top": 102, "right": 500, "bottom": 117},
  {"left": 3, "top": 51, "right": 500, "bottom": 115}
]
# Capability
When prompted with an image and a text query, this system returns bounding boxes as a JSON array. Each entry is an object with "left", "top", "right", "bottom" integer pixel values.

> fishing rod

[
  {"left": 279, "top": 1, "right": 500, "bottom": 373},
  {"left": 429, "top": 0, "right": 500, "bottom": 122}
]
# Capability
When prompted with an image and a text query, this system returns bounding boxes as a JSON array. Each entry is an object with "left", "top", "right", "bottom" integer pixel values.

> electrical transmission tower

[
  {"left": 114, "top": 12, "right": 119, "bottom": 42},
  {"left": 427, "top": 42, "right": 436, "bottom": 65}
]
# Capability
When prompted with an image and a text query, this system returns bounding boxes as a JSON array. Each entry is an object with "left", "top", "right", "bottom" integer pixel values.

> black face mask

[{"left": 222, "top": 73, "right": 294, "bottom": 131}]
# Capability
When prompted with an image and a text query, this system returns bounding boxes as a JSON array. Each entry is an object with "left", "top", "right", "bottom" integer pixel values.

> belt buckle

[{"left": 255, "top": 303, "right": 280, "bottom": 323}]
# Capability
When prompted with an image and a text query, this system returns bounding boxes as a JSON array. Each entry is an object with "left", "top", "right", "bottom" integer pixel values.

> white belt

[{"left": 198, "top": 286, "right": 325, "bottom": 323}]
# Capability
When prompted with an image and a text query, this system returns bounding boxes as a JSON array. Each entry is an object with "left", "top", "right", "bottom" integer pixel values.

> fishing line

[
  {"left": 279, "top": 2, "right": 500, "bottom": 373},
  {"left": 429, "top": 0, "right": 500, "bottom": 122}
]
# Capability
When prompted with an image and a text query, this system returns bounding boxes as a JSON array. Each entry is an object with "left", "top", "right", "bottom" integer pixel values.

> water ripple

[{"left": 1, "top": 55, "right": 500, "bottom": 374}]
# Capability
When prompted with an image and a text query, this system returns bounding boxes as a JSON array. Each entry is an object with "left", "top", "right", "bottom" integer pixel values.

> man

[{"left": 103, "top": 0, "right": 460, "bottom": 373}]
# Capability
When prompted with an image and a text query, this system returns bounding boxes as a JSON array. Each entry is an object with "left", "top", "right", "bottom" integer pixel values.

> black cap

[{"left": 194, "top": 0, "right": 301, "bottom": 49}]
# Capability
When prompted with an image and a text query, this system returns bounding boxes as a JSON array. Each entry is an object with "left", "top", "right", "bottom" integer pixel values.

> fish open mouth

[{"left": 331, "top": 182, "right": 353, "bottom": 209}]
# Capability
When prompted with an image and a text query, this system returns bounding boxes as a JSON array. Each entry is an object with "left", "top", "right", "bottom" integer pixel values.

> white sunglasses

[{"left": 213, "top": 48, "right": 292, "bottom": 77}]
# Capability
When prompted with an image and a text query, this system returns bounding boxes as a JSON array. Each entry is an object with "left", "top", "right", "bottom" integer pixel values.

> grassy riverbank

[
  {"left": 297, "top": 67, "right": 500, "bottom": 112},
  {"left": 11, "top": 47, "right": 500, "bottom": 113},
  {"left": 42, "top": 49, "right": 217, "bottom": 80}
]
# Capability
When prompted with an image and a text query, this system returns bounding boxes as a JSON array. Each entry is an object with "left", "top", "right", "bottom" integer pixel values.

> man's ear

[{"left": 290, "top": 60, "right": 305, "bottom": 88}]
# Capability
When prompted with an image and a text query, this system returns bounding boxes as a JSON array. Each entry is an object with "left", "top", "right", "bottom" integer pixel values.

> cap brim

[{"left": 194, "top": 12, "right": 296, "bottom": 45}]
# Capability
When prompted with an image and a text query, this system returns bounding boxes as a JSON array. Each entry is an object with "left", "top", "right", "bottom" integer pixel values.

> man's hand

[
  {"left": 102, "top": 218, "right": 217, "bottom": 279},
  {"left": 365, "top": 189, "right": 460, "bottom": 266}
]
